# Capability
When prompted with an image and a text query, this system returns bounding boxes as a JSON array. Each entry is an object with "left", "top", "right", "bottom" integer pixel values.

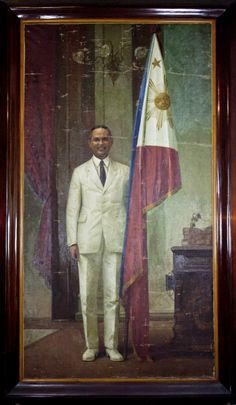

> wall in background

[{"left": 24, "top": 22, "right": 213, "bottom": 319}]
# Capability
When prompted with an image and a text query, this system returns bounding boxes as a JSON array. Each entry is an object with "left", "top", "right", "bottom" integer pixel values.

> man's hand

[{"left": 69, "top": 244, "right": 79, "bottom": 260}]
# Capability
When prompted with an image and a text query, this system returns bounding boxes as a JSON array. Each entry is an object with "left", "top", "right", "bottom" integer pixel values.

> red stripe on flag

[
  {"left": 142, "top": 145, "right": 182, "bottom": 211},
  {"left": 122, "top": 145, "right": 181, "bottom": 359}
]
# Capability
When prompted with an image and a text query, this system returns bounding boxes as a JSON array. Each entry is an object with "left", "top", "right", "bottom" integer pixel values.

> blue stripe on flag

[{"left": 119, "top": 35, "right": 156, "bottom": 297}]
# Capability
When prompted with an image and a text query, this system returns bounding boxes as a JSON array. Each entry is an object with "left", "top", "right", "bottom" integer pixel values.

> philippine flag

[{"left": 120, "top": 33, "right": 182, "bottom": 360}]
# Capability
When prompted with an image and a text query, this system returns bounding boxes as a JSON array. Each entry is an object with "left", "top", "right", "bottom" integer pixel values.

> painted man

[{"left": 66, "top": 125, "right": 129, "bottom": 362}]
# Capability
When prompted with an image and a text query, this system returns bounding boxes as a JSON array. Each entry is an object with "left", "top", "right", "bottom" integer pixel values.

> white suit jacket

[{"left": 66, "top": 157, "right": 129, "bottom": 253}]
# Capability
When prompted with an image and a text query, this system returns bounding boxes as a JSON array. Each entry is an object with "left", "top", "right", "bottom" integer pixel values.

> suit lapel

[
  {"left": 103, "top": 159, "right": 117, "bottom": 192},
  {"left": 87, "top": 158, "right": 103, "bottom": 191}
]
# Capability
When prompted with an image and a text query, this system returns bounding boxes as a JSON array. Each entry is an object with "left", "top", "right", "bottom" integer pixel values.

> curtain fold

[{"left": 24, "top": 26, "right": 57, "bottom": 286}]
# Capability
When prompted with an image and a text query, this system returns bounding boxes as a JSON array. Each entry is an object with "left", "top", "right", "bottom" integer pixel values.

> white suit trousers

[{"left": 78, "top": 238, "right": 121, "bottom": 350}]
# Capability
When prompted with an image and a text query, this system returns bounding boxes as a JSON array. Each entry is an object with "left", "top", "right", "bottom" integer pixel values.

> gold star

[{"left": 152, "top": 58, "right": 161, "bottom": 68}]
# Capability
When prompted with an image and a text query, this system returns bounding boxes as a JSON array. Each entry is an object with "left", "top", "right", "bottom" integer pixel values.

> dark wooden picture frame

[{"left": 1, "top": 0, "right": 236, "bottom": 402}]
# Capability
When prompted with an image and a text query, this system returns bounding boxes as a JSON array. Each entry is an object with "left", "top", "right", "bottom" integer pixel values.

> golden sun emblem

[{"left": 146, "top": 78, "right": 174, "bottom": 130}]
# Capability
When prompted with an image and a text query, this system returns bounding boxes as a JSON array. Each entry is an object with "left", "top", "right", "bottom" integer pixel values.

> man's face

[{"left": 88, "top": 127, "right": 113, "bottom": 159}]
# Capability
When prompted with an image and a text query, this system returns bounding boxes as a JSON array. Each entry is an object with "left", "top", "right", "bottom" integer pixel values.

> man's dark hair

[{"left": 89, "top": 125, "right": 112, "bottom": 138}]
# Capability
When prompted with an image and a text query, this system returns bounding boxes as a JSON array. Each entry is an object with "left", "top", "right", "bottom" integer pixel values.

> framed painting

[{"left": 1, "top": 0, "right": 236, "bottom": 403}]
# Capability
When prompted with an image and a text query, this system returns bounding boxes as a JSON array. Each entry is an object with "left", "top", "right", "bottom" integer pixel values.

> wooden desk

[{"left": 171, "top": 246, "right": 214, "bottom": 352}]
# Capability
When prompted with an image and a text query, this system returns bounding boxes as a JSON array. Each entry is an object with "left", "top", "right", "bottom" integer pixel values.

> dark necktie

[{"left": 99, "top": 160, "right": 106, "bottom": 186}]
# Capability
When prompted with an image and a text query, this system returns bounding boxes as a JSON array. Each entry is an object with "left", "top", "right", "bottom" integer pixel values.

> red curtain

[{"left": 24, "top": 26, "right": 58, "bottom": 286}]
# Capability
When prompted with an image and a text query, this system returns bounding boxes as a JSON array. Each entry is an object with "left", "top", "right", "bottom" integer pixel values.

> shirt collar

[{"left": 92, "top": 155, "right": 110, "bottom": 168}]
